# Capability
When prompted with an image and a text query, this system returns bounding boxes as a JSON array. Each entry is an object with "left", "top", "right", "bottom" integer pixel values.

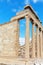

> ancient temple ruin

[{"left": 0, "top": 5, "right": 43, "bottom": 65}]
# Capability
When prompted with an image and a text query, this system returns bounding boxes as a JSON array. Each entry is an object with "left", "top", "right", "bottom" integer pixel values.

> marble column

[
  {"left": 15, "top": 19, "right": 19, "bottom": 58},
  {"left": 39, "top": 30, "right": 41, "bottom": 57},
  {"left": 40, "top": 30, "right": 43, "bottom": 58},
  {"left": 36, "top": 26, "right": 40, "bottom": 58},
  {"left": 25, "top": 15, "right": 30, "bottom": 60},
  {"left": 32, "top": 23, "right": 36, "bottom": 58},
  {"left": 42, "top": 31, "right": 43, "bottom": 58}
]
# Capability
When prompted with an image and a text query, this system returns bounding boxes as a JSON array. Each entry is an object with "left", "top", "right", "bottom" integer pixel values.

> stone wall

[{"left": 0, "top": 21, "right": 19, "bottom": 57}]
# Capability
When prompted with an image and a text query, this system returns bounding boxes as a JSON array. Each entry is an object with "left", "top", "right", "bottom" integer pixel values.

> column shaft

[
  {"left": 39, "top": 31, "right": 41, "bottom": 57},
  {"left": 15, "top": 20, "right": 19, "bottom": 58},
  {"left": 25, "top": 15, "right": 30, "bottom": 60},
  {"left": 32, "top": 23, "right": 36, "bottom": 58},
  {"left": 36, "top": 26, "right": 40, "bottom": 58},
  {"left": 40, "top": 30, "right": 43, "bottom": 58},
  {"left": 42, "top": 32, "right": 43, "bottom": 58}
]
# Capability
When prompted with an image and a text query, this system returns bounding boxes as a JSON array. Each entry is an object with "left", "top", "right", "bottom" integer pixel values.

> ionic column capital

[{"left": 25, "top": 15, "right": 30, "bottom": 19}]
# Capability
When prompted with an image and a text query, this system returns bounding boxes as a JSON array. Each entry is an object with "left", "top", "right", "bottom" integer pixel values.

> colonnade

[
  {"left": 25, "top": 15, "right": 43, "bottom": 60},
  {"left": 11, "top": 5, "right": 43, "bottom": 60}
]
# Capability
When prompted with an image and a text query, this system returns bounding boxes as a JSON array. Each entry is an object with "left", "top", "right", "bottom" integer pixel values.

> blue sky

[
  {"left": 0, "top": 0, "right": 43, "bottom": 45},
  {"left": 0, "top": 0, "right": 43, "bottom": 24}
]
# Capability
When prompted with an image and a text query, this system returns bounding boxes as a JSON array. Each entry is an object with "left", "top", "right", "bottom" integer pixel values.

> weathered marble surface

[{"left": 0, "top": 21, "right": 18, "bottom": 57}]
